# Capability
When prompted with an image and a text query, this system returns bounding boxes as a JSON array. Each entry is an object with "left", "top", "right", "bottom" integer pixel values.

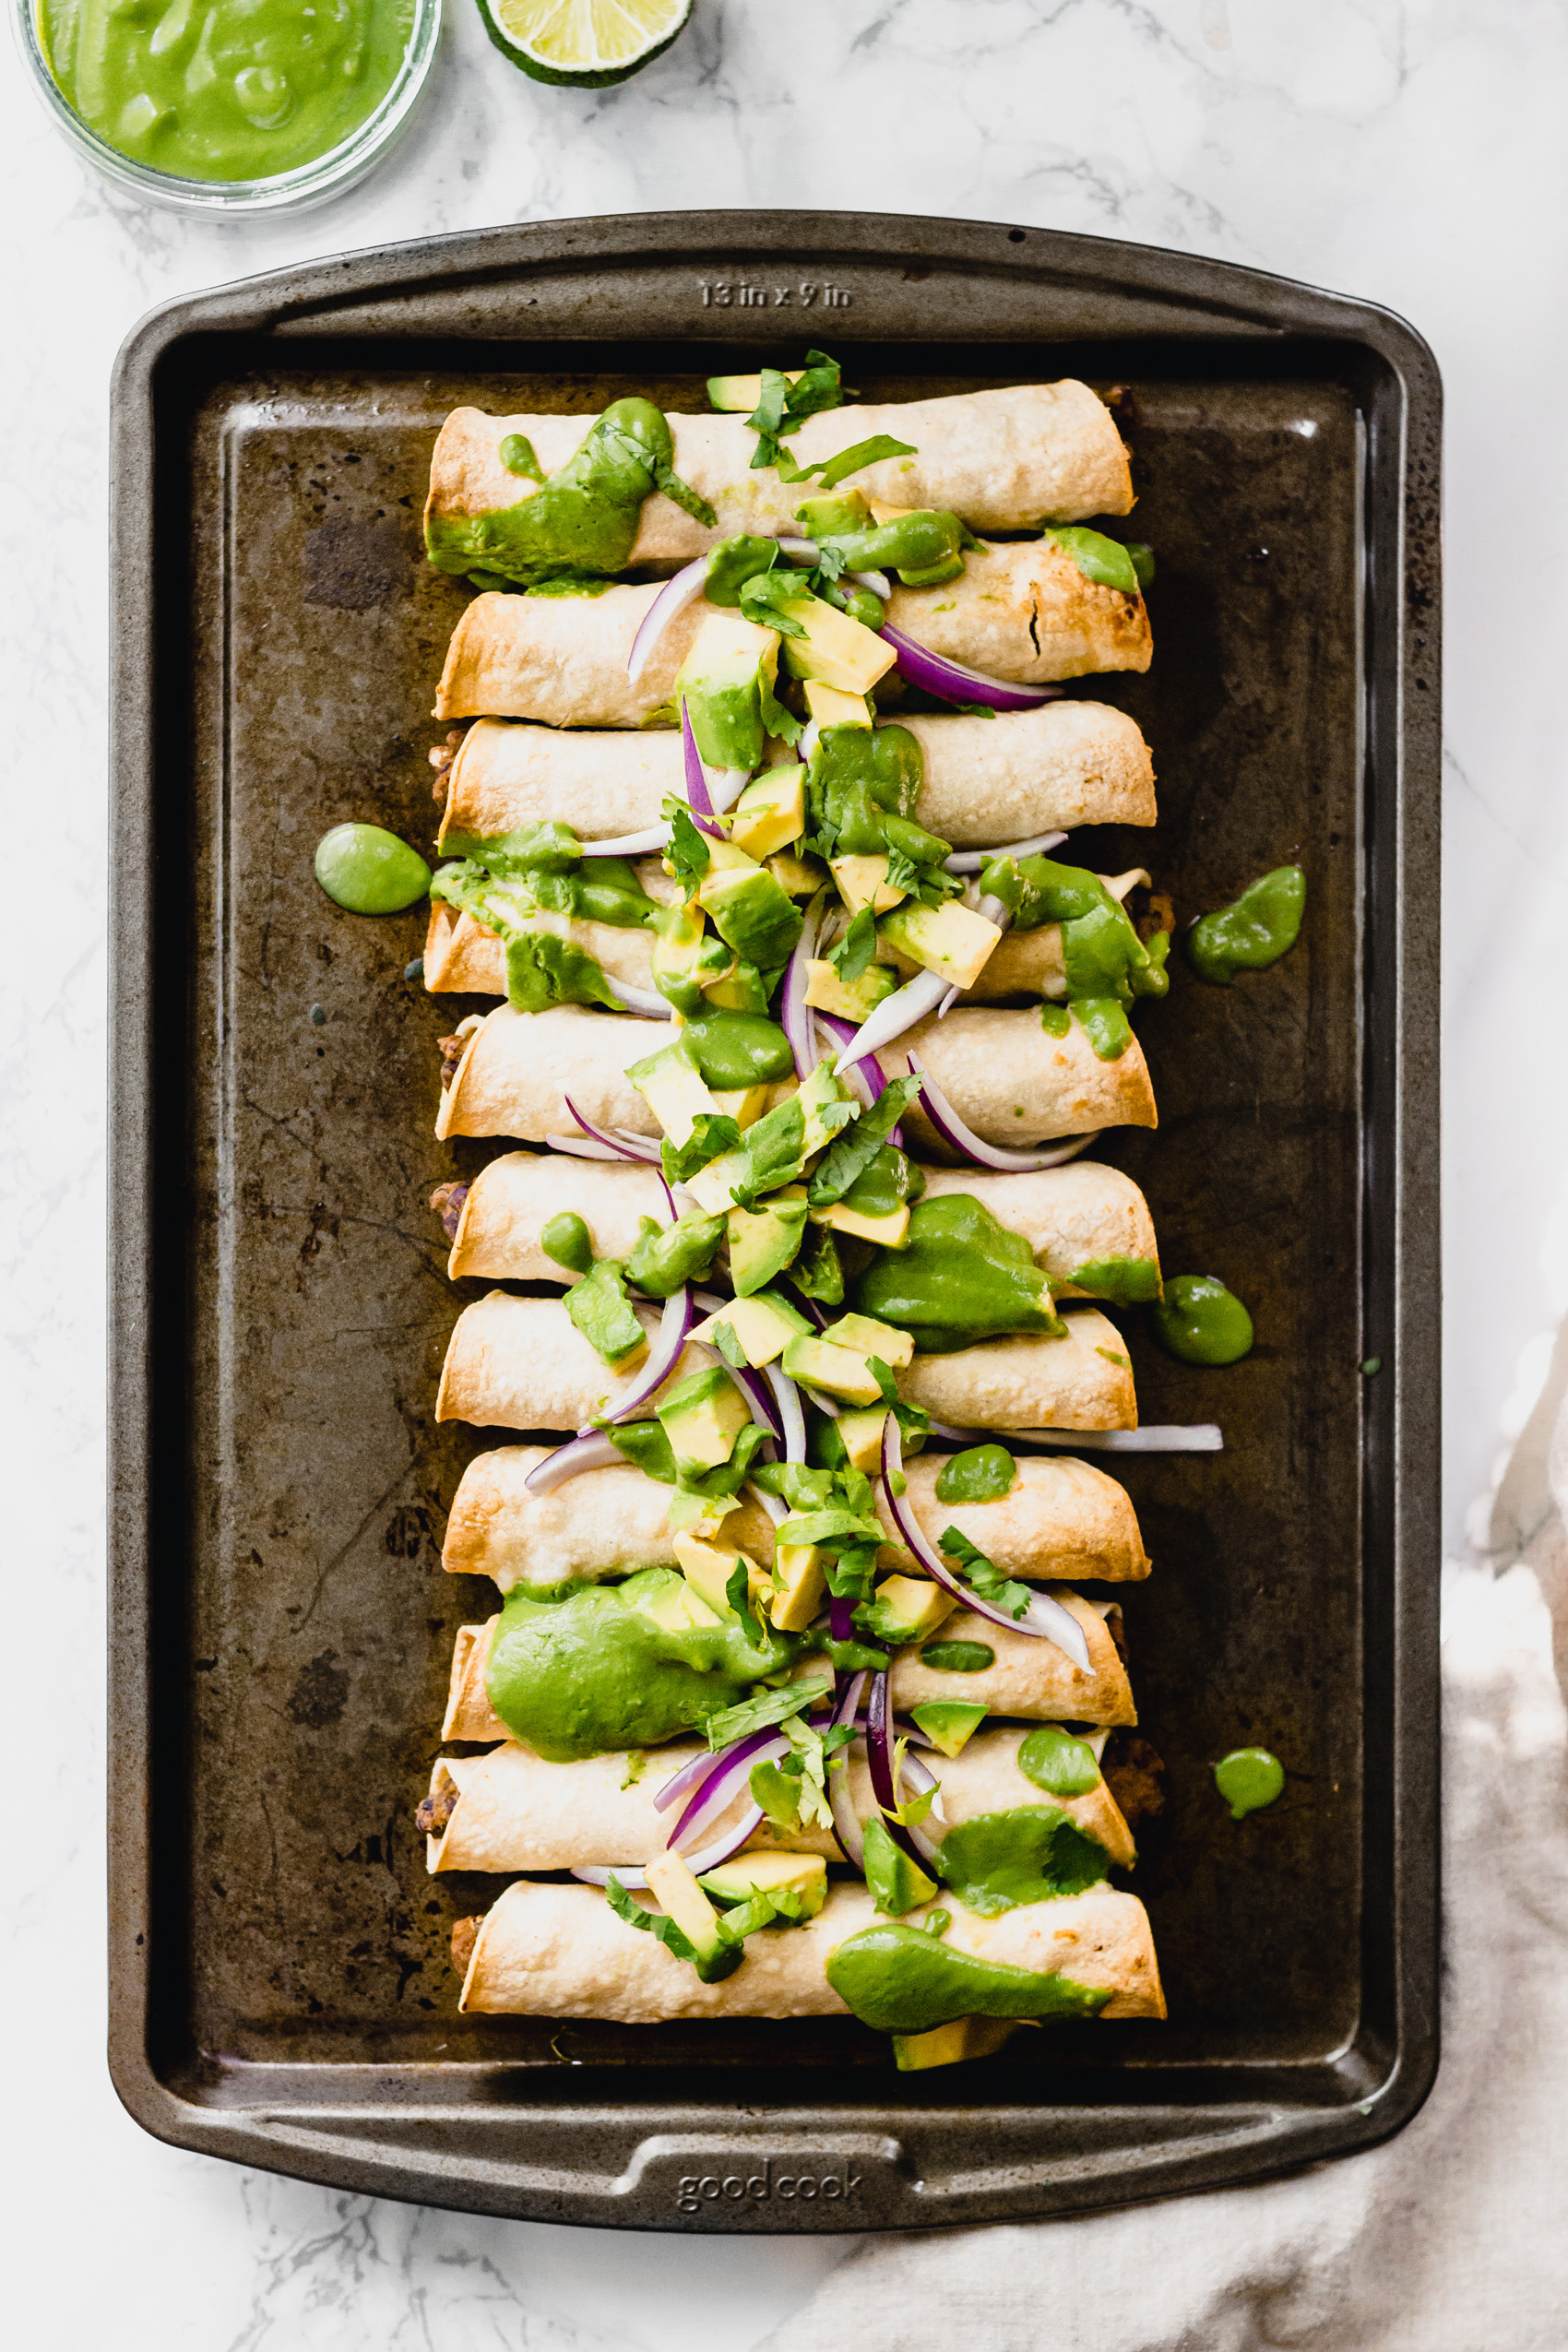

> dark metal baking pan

[{"left": 109, "top": 210, "right": 1441, "bottom": 2229}]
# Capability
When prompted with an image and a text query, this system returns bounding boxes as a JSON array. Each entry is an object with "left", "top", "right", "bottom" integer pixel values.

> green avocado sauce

[
  {"left": 825, "top": 1921, "right": 1111, "bottom": 2035},
  {"left": 540, "top": 1211, "right": 594, "bottom": 1276},
  {"left": 1040, "top": 528, "right": 1146, "bottom": 597},
  {"left": 1148, "top": 1274, "right": 1254, "bottom": 1366},
  {"left": 919, "top": 1639, "right": 994, "bottom": 1673},
  {"left": 426, "top": 397, "right": 715, "bottom": 587},
  {"left": 39, "top": 0, "right": 416, "bottom": 183},
  {"left": 624, "top": 1209, "right": 727, "bottom": 1297},
  {"left": 981, "top": 851, "right": 1169, "bottom": 1062},
  {"left": 1068, "top": 1255, "right": 1164, "bottom": 1306},
  {"left": 804, "top": 724, "right": 935, "bottom": 869},
  {"left": 850, "top": 1194, "right": 1063, "bottom": 1354},
  {"left": 564, "top": 1258, "right": 646, "bottom": 1367},
  {"left": 1186, "top": 865, "right": 1306, "bottom": 985},
  {"left": 1215, "top": 1747, "right": 1285, "bottom": 1819},
  {"left": 484, "top": 1574, "right": 794, "bottom": 1763},
  {"left": 1017, "top": 1725, "right": 1102, "bottom": 1799},
  {"left": 679, "top": 1009, "right": 794, "bottom": 1089},
  {"left": 314, "top": 824, "right": 430, "bottom": 915},
  {"left": 936, "top": 1805, "right": 1111, "bottom": 1916},
  {"left": 934, "top": 1443, "right": 1016, "bottom": 1503}
]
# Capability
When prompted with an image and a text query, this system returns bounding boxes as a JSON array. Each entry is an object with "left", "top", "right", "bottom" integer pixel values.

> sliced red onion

[
  {"left": 602, "top": 1285, "right": 695, "bottom": 1424},
  {"left": 681, "top": 703, "right": 726, "bottom": 838},
  {"left": 867, "top": 1671, "right": 942, "bottom": 1869},
  {"left": 907, "top": 1052, "right": 1099, "bottom": 1172},
  {"left": 902, "top": 1746, "right": 945, "bottom": 1821},
  {"left": 879, "top": 1416, "right": 1092, "bottom": 1670},
  {"left": 726, "top": 1362, "right": 782, "bottom": 1437},
  {"left": 785, "top": 1285, "right": 828, "bottom": 1332},
  {"left": 804, "top": 1387, "right": 841, "bottom": 1419},
  {"left": 832, "top": 968, "right": 950, "bottom": 1072},
  {"left": 670, "top": 1729, "right": 790, "bottom": 1850},
  {"left": 944, "top": 831, "right": 1068, "bottom": 876},
  {"left": 781, "top": 892, "right": 824, "bottom": 1079},
  {"left": 827, "top": 1670, "right": 869, "bottom": 1868},
  {"left": 881, "top": 622, "right": 1066, "bottom": 711},
  {"left": 935, "top": 895, "right": 1010, "bottom": 1018},
  {"left": 584, "top": 827, "right": 671, "bottom": 858},
  {"left": 813, "top": 1012, "right": 898, "bottom": 1130},
  {"left": 765, "top": 1365, "right": 806, "bottom": 1462},
  {"left": 829, "top": 1596, "right": 856, "bottom": 1645},
  {"left": 557, "top": 1096, "right": 662, "bottom": 1164},
  {"left": 706, "top": 766, "right": 753, "bottom": 814},
  {"left": 572, "top": 1805, "right": 768, "bottom": 1888},
  {"left": 544, "top": 1133, "right": 640, "bottom": 1162},
  {"left": 1005, "top": 1424, "right": 1225, "bottom": 1454},
  {"left": 746, "top": 1479, "right": 789, "bottom": 1528},
  {"left": 627, "top": 556, "right": 708, "bottom": 685},
  {"left": 655, "top": 1744, "right": 726, "bottom": 1815},
  {"left": 522, "top": 1430, "right": 626, "bottom": 1495},
  {"left": 605, "top": 978, "right": 674, "bottom": 1020}
]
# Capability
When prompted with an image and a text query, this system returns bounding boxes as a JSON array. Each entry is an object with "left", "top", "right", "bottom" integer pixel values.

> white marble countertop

[{"left": 6, "top": 1, "right": 1566, "bottom": 2341}]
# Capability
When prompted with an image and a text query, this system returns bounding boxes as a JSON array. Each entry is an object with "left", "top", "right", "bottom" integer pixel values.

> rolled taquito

[
  {"left": 434, "top": 541, "right": 1148, "bottom": 725},
  {"left": 455, "top": 1879, "right": 1164, "bottom": 2021},
  {"left": 443, "top": 1443, "right": 1149, "bottom": 1589},
  {"left": 435, "top": 1292, "right": 717, "bottom": 1432},
  {"left": 440, "top": 1148, "right": 1156, "bottom": 1300},
  {"left": 426, "top": 383, "right": 1134, "bottom": 574},
  {"left": 434, "top": 1004, "right": 1157, "bottom": 1150},
  {"left": 437, "top": 1291, "right": 1135, "bottom": 1435},
  {"left": 436, "top": 702, "right": 1156, "bottom": 852},
  {"left": 443, "top": 1591, "right": 1134, "bottom": 1742},
  {"left": 423, "top": 1725, "right": 1134, "bottom": 1875}
]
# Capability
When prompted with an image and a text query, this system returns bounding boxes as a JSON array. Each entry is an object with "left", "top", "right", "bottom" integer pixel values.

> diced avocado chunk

[
  {"left": 693, "top": 1288, "right": 810, "bottom": 1366},
  {"left": 727, "top": 1197, "right": 809, "bottom": 1296},
  {"left": 878, "top": 899, "right": 1004, "bottom": 991},
  {"left": 832, "top": 853, "right": 906, "bottom": 917},
  {"left": 828, "top": 1313, "right": 915, "bottom": 1369},
  {"left": 637, "top": 1565, "right": 724, "bottom": 1633},
  {"left": 697, "top": 861, "right": 804, "bottom": 971},
  {"left": 862, "top": 1814, "right": 938, "bottom": 1917},
  {"left": 780, "top": 1335, "right": 885, "bottom": 1407},
  {"left": 657, "top": 1364, "right": 753, "bottom": 1473},
  {"left": 699, "top": 1852, "right": 827, "bottom": 1917},
  {"left": 768, "top": 1541, "right": 827, "bottom": 1632},
  {"left": 649, "top": 900, "right": 733, "bottom": 1015},
  {"left": 893, "top": 2015, "right": 1021, "bottom": 2071},
  {"left": 677, "top": 612, "right": 779, "bottom": 771},
  {"left": 795, "top": 488, "right": 873, "bottom": 537},
  {"left": 627, "top": 1039, "right": 724, "bottom": 1145},
  {"left": 710, "top": 1082, "right": 772, "bottom": 1132},
  {"left": 805, "top": 956, "right": 898, "bottom": 1022},
  {"left": 909, "top": 1701, "right": 988, "bottom": 1758},
  {"left": 814, "top": 1200, "right": 911, "bottom": 1247},
  {"left": 672, "top": 1531, "right": 767, "bottom": 1620},
  {"left": 766, "top": 848, "right": 830, "bottom": 898},
  {"left": 868, "top": 1574, "right": 957, "bottom": 1645},
  {"left": 797, "top": 1062, "right": 857, "bottom": 1156},
  {"left": 778, "top": 595, "right": 897, "bottom": 695},
  {"left": 707, "top": 370, "right": 800, "bottom": 411},
  {"left": 644, "top": 1849, "right": 728, "bottom": 1964},
  {"left": 731, "top": 766, "right": 806, "bottom": 863},
  {"left": 564, "top": 1259, "right": 648, "bottom": 1368},
  {"left": 802, "top": 678, "right": 873, "bottom": 730},
  {"left": 836, "top": 1406, "right": 890, "bottom": 1476}
]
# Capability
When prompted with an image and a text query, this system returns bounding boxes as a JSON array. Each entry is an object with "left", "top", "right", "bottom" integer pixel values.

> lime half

[{"left": 477, "top": 0, "right": 693, "bottom": 85}]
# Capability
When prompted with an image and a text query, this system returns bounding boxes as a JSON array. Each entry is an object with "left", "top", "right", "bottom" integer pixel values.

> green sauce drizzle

[
  {"left": 564, "top": 1258, "right": 646, "bottom": 1367},
  {"left": 825, "top": 1921, "right": 1111, "bottom": 2035},
  {"left": 1017, "top": 1725, "right": 1102, "bottom": 1799},
  {"left": 485, "top": 1574, "right": 793, "bottom": 1763},
  {"left": 426, "top": 397, "right": 716, "bottom": 587},
  {"left": 850, "top": 1194, "right": 1063, "bottom": 1354},
  {"left": 934, "top": 1443, "right": 1016, "bottom": 1503},
  {"left": 935, "top": 1805, "right": 1111, "bottom": 1916},
  {"left": 314, "top": 823, "right": 430, "bottom": 915},
  {"left": 1068, "top": 1255, "right": 1163, "bottom": 1306},
  {"left": 624, "top": 1210, "right": 727, "bottom": 1297},
  {"left": 679, "top": 1009, "right": 795, "bottom": 1090},
  {"left": 1040, "top": 528, "right": 1144, "bottom": 597},
  {"left": 1148, "top": 1274, "right": 1254, "bottom": 1365},
  {"left": 498, "top": 434, "right": 544, "bottom": 483},
  {"left": 1186, "top": 866, "right": 1306, "bottom": 985},
  {"left": 919, "top": 1639, "right": 994, "bottom": 1674},
  {"left": 1215, "top": 1747, "right": 1285, "bottom": 1819},
  {"left": 981, "top": 850, "right": 1168, "bottom": 1062}
]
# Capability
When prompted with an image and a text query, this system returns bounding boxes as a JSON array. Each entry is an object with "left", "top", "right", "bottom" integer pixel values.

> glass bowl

[{"left": 13, "top": 0, "right": 442, "bottom": 217}]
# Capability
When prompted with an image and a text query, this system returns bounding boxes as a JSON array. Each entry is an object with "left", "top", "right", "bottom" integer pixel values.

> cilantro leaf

[
  {"left": 725, "top": 1557, "right": 763, "bottom": 1648},
  {"left": 793, "top": 434, "right": 917, "bottom": 492},
  {"left": 827, "top": 907, "right": 877, "bottom": 984},
  {"left": 941, "top": 1525, "right": 1033, "bottom": 1621},
  {"left": 662, "top": 798, "right": 712, "bottom": 890},
  {"left": 705, "top": 1677, "right": 834, "bottom": 1751},
  {"left": 866, "top": 1354, "right": 900, "bottom": 1406},
  {"left": 660, "top": 1114, "right": 742, "bottom": 1186},
  {"left": 806, "top": 1075, "right": 921, "bottom": 1206}
]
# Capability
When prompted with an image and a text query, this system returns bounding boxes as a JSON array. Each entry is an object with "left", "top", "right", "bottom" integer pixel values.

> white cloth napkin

[{"left": 762, "top": 1387, "right": 1568, "bottom": 2351}]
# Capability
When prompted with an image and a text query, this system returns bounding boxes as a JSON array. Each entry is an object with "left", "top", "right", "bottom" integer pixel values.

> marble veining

[{"left": 6, "top": 0, "right": 1564, "bottom": 2341}]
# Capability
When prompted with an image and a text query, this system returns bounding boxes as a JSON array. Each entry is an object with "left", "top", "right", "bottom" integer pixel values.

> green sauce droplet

[
  {"left": 919, "top": 1639, "right": 995, "bottom": 1674},
  {"left": 1016, "top": 1725, "right": 1101, "bottom": 1798},
  {"left": 315, "top": 824, "right": 431, "bottom": 915},
  {"left": 1148, "top": 1274, "right": 1253, "bottom": 1365},
  {"left": 934, "top": 1443, "right": 1016, "bottom": 1503},
  {"left": 1186, "top": 866, "right": 1306, "bottom": 985},
  {"left": 540, "top": 1211, "right": 594, "bottom": 1276},
  {"left": 1215, "top": 1747, "right": 1285, "bottom": 1819}
]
